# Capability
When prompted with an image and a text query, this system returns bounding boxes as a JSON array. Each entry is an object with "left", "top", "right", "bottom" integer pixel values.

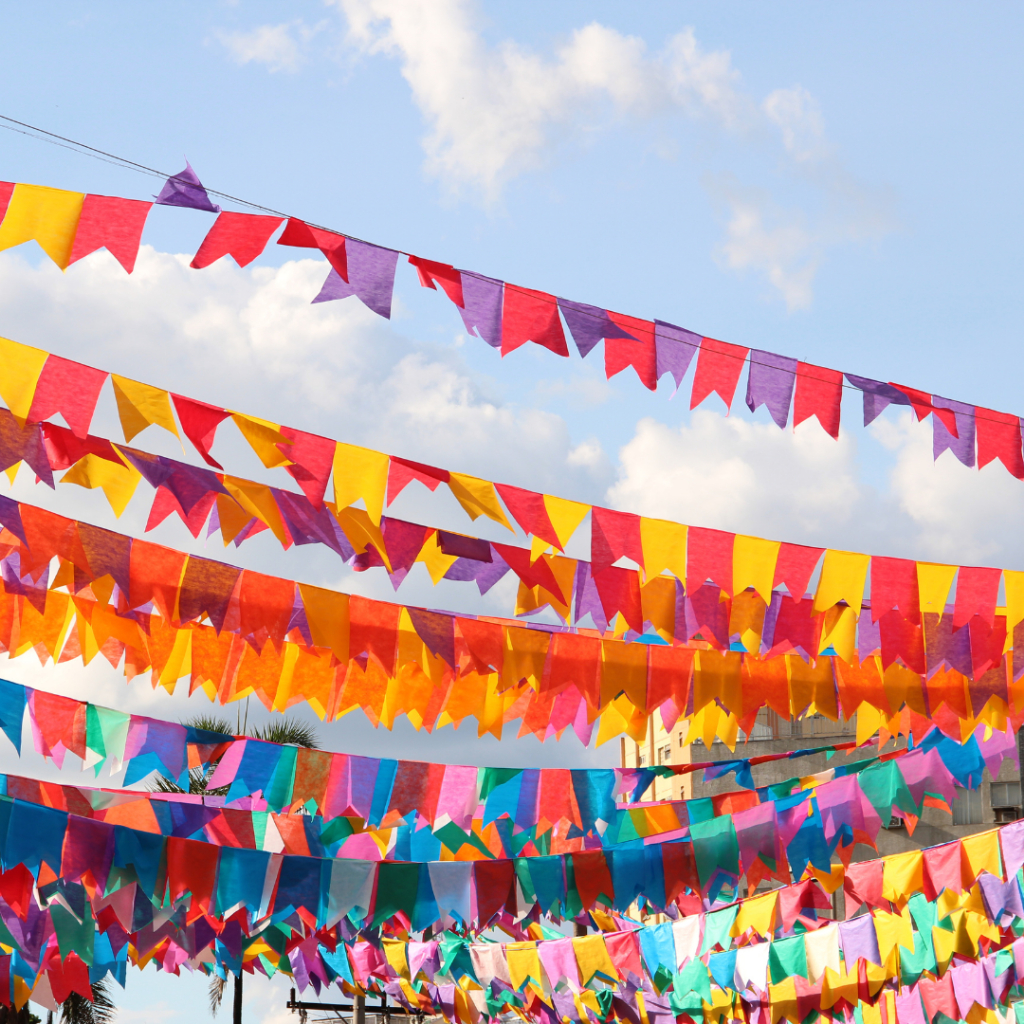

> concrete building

[{"left": 620, "top": 707, "right": 1022, "bottom": 856}]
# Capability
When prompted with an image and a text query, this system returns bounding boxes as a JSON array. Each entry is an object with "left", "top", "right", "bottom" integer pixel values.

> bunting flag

[
  {"left": 0, "top": 778, "right": 1016, "bottom": 1023},
  {"left": 0, "top": 677, "right": 878, "bottom": 820},
  {"left": 2, "top": 497, "right": 1024, "bottom": 745},
  {"left": 4, "top": 334, "right": 1024, "bottom": 677},
  {"left": 5, "top": 179, "right": 1024, "bottom": 482}
]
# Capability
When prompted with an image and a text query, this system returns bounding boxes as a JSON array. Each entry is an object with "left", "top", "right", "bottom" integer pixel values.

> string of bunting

[
  {"left": 0, "top": 786, "right": 1018, "bottom": 1023},
  {"left": 0, "top": 497, "right": 1023, "bottom": 748},
  {"left": 0, "top": 175, "right": 1020, "bottom": 482},
  {"left": 0, "top": 677, "right": 870, "bottom": 815},
  {"left": 0, "top": 332, "right": 1022, "bottom": 690}
]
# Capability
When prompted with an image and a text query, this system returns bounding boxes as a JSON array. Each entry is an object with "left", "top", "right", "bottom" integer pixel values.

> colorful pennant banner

[{"left": 1, "top": 178, "right": 1020, "bottom": 484}]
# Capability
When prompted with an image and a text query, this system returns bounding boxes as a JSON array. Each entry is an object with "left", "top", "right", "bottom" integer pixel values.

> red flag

[
  {"left": 277, "top": 218, "right": 348, "bottom": 279},
  {"left": 492, "top": 543, "right": 566, "bottom": 602},
  {"left": 793, "top": 362, "right": 843, "bottom": 438},
  {"left": 590, "top": 506, "right": 643, "bottom": 574},
  {"left": 976, "top": 407, "right": 1024, "bottom": 479},
  {"left": 545, "top": 632, "right": 601, "bottom": 704},
  {"left": 870, "top": 556, "right": 919, "bottom": 624},
  {"left": 279, "top": 426, "right": 335, "bottom": 508},
  {"left": 604, "top": 311, "right": 656, "bottom": 391},
  {"left": 386, "top": 457, "right": 449, "bottom": 505},
  {"left": 877, "top": 610, "right": 925, "bottom": 673},
  {"left": 67, "top": 194, "right": 152, "bottom": 273},
  {"left": 348, "top": 595, "right": 401, "bottom": 675},
  {"left": 690, "top": 337, "right": 749, "bottom": 411},
  {"left": 921, "top": 841, "right": 960, "bottom": 900},
  {"left": 773, "top": 542, "right": 824, "bottom": 598},
  {"left": 191, "top": 211, "right": 284, "bottom": 269},
  {"left": 501, "top": 284, "right": 568, "bottom": 357},
  {"left": 953, "top": 565, "right": 1001, "bottom": 628},
  {"left": 494, "top": 483, "right": 560, "bottom": 548},
  {"left": 647, "top": 645, "right": 694, "bottom": 712},
  {"left": 593, "top": 565, "right": 643, "bottom": 633},
  {"left": 408, "top": 255, "right": 464, "bottom": 307},
  {"left": 890, "top": 382, "right": 958, "bottom": 435},
  {"left": 685, "top": 526, "right": 734, "bottom": 595},
  {"left": 0, "top": 182, "right": 13, "bottom": 221},
  {"left": 171, "top": 394, "right": 231, "bottom": 469},
  {"left": 28, "top": 355, "right": 107, "bottom": 439}
]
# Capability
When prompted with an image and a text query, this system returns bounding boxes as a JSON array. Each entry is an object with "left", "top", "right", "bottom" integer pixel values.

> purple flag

[
  {"left": 924, "top": 612, "right": 972, "bottom": 677},
  {"left": 745, "top": 350, "right": 797, "bottom": 428},
  {"left": 857, "top": 614, "right": 881, "bottom": 659},
  {"left": 0, "top": 495, "right": 26, "bottom": 545},
  {"left": 654, "top": 320, "right": 700, "bottom": 395},
  {"left": 313, "top": 239, "right": 399, "bottom": 318},
  {"left": 932, "top": 396, "right": 976, "bottom": 467},
  {"left": 573, "top": 561, "right": 608, "bottom": 632},
  {"left": 844, "top": 374, "right": 912, "bottom": 426},
  {"left": 1001, "top": 820, "right": 1024, "bottom": 878},
  {"left": 838, "top": 914, "right": 880, "bottom": 966},
  {"left": 154, "top": 161, "right": 221, "bottom": 213},
  {"left": 557, "top": 298, "right": 634, "bottom": 358},
  {"left": 457, "top": 272, "right": 503, "bottom": 348},
  {"left": 406, "top": 607, "right": 456, "bottom": 667},
  {"left": 443, "top": 548, "right": 509, "bottom": 595}
]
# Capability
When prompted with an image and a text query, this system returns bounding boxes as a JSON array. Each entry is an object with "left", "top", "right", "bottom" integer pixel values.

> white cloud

[
  {"left": 606, "top": 408, "right": 1024, "bottom": 572},
  {"left": 333, "top": 0, "right": 749, "bottom": 200},
  {"left": 328, "top": 1, "right": 891, "bottom": 308},
  {"left": 762, "top": 85, "right": 828, "bottom": 163},
  {"left": 712, "top": 181, "right": 819, "bottom": 311},
  {"left": 217, "top": 21, "right": 312, "bottom": 72}
]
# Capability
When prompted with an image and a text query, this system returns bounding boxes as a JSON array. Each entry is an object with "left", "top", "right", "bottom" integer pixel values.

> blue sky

[{"left": 1, "top": 2, "right": 1024, "bottom": 1019}]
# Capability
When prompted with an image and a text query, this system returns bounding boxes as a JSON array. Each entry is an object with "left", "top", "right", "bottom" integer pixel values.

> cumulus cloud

[
  {"left": 333, "top": 0, "right": 751, "bottom": 199},
  {"left": 216, "top": 21, "right": 312, "bottom": 72},
  {"left": 326, "top": 0, "right": 892, "bottom": 308},
  {"left": 606, "top": 408, "right": 1024, "bottom": 571}
]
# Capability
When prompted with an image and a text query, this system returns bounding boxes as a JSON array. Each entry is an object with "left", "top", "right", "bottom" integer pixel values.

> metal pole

[
  {"left": 354, "top": 993, "right": 366, "bottom": 1024},
  {"left": 233, "top": 972, "right": 243, "bottom": 1024}
]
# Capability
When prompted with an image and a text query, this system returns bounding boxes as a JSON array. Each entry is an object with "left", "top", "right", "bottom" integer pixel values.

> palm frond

[
  {"left": 183, "top": 713, "right": 234, "bottom": 737},
  {"left": 59, "top": 979, "right": 115, "bottom": 1024},
  {"left": 208, "top": 975, "right": 227, "bottom": 1017},
  {"left": 247, "top": 718, "right": 319, "bottom": 748}
]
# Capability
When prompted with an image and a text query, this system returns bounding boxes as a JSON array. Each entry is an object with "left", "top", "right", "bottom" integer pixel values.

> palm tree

[
  {"left": 153, "top": 713, "right": 320, "bottom": 1024},
  {"left": 40, "top": 979, "right": 115, "bottom": 1024}
]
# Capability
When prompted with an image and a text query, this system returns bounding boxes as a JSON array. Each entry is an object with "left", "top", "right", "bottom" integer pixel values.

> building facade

[{"left": 620, "top": 707, "right": 1022, "bottom": 856}]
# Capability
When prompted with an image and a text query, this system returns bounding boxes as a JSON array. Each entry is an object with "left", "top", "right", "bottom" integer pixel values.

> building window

[
  {"left": 952, "top": 786, "right": 983, "bottom": 826},
  {"left": 658, "top": 745, "right": 671, "bottom": 764},
  {"left": 638, "top": 753, "right": 647, "bottom": 766},
  {"left": 678, "top": 732, "right": 684, "bottom": 746},
  {"left": 991, "top": 782, "right": 1022, "bottom": 822}
]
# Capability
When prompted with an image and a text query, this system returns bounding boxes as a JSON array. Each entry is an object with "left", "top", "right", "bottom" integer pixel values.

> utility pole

[
  {"left": 233, "top": 972, "right": 243, "bottom": 1024},
  {"left": 353, "top": 993, "right": 365, "bottom": 1024}
]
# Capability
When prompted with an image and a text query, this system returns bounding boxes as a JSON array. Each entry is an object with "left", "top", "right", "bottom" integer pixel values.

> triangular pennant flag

[
  {"left": 312, "top": 240, "right": 400, "bottom": 319},
  {"left": 277, "top": 218, "right": 347, "bottom": 278},
  {"left": 191, "top": 211, "right": 284, "bottom": 269},
  {"left": 154, "top": 161, "right": 221, "bottom": 213},
  {"left": 171, "top": 394, "right": 230, "bottom": 469},
  {"left": 28, "top": 356, "right": 107, "bottom": 439},
  {"left": 0, "top": 338, "right": 48, "bottom": 422},
  {"left": 0, "top": 183, "right": 85, "bottom": 269},
  {"left": 409, "top": 256, "right": 464, "bottom": 307},
  {"left": 691, "top": 337, "right": 749, "bottom": 412},
  {"left": 67, "top": 194, "right": 152, "bottom": 273},
  {"left": 502, "top": 284, "right": 568, "bottom": 357},
  {"left": 279, "top": 426, "right": 335, "bottom": 508},
  {"left": 793, "top": 362, "right": 843, "bottom": 439},
  {"left": 494, "top": 484, "right": 560, "bottom": 548},
  {"left": 110, "top": 376, "right": 180, "bottom": 443},
  {"left": 605, "top": 312, "right": 656, "bottom": 391},
  {"left": 557, "top": 299, "right": 634, "bottom": 359},
  {"left": 457, "top": 272, "right": 503, "bottom": 348}
]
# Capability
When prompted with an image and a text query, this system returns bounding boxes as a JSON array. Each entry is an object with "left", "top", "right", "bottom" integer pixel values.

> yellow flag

[
  {"left": 731, "top": 890, "right": 776, "bottom": 937},
  {"left": 222, "top": 476, "right": 289, "bottom": 544},
  {"left": 416, "top": 530, "right": 458, "bottom": 583},
  {"left": 60, "top": 453, "right": 142, "bottom": 517},
  {"left": 918, "top": 562, "right": 957, "bottom": 618},
  {"left": 640, "top": 517, "right": 687, "bottom": 582},
  {"left": 0, "top": 184, "right": 85, "bottom": 269},
  {"left": 111, "top": 376, "right": 180, "bottom": 443},
  {"left": 1005, "top": 569, "right": 1024, "bottom": 633},
  {"left": 230, "top": 413, "right": 293, "bottom": 469},
  {"left": 448, "top": 473, "right": 513, "bottom": 530},
  {"left": 542, "top": 494, "right": 590, "bottom": 548},
  {"left": 881, "top": 850, "right": 923, "bottom": 902},
  {"left": 572, "top": 935, "right": 618, "bottom": 985},
  {"left": 813, "top": 549, "right": 870, "bottom": 617},
  {"left": 0, "top": 338, "right": 47, "bottom": 421},
  {"left": 333, "top": 443, "right": 389, "bottom": 525},
  {"left": 733, "top": 535, "right": 781, "bottom": 602}
]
